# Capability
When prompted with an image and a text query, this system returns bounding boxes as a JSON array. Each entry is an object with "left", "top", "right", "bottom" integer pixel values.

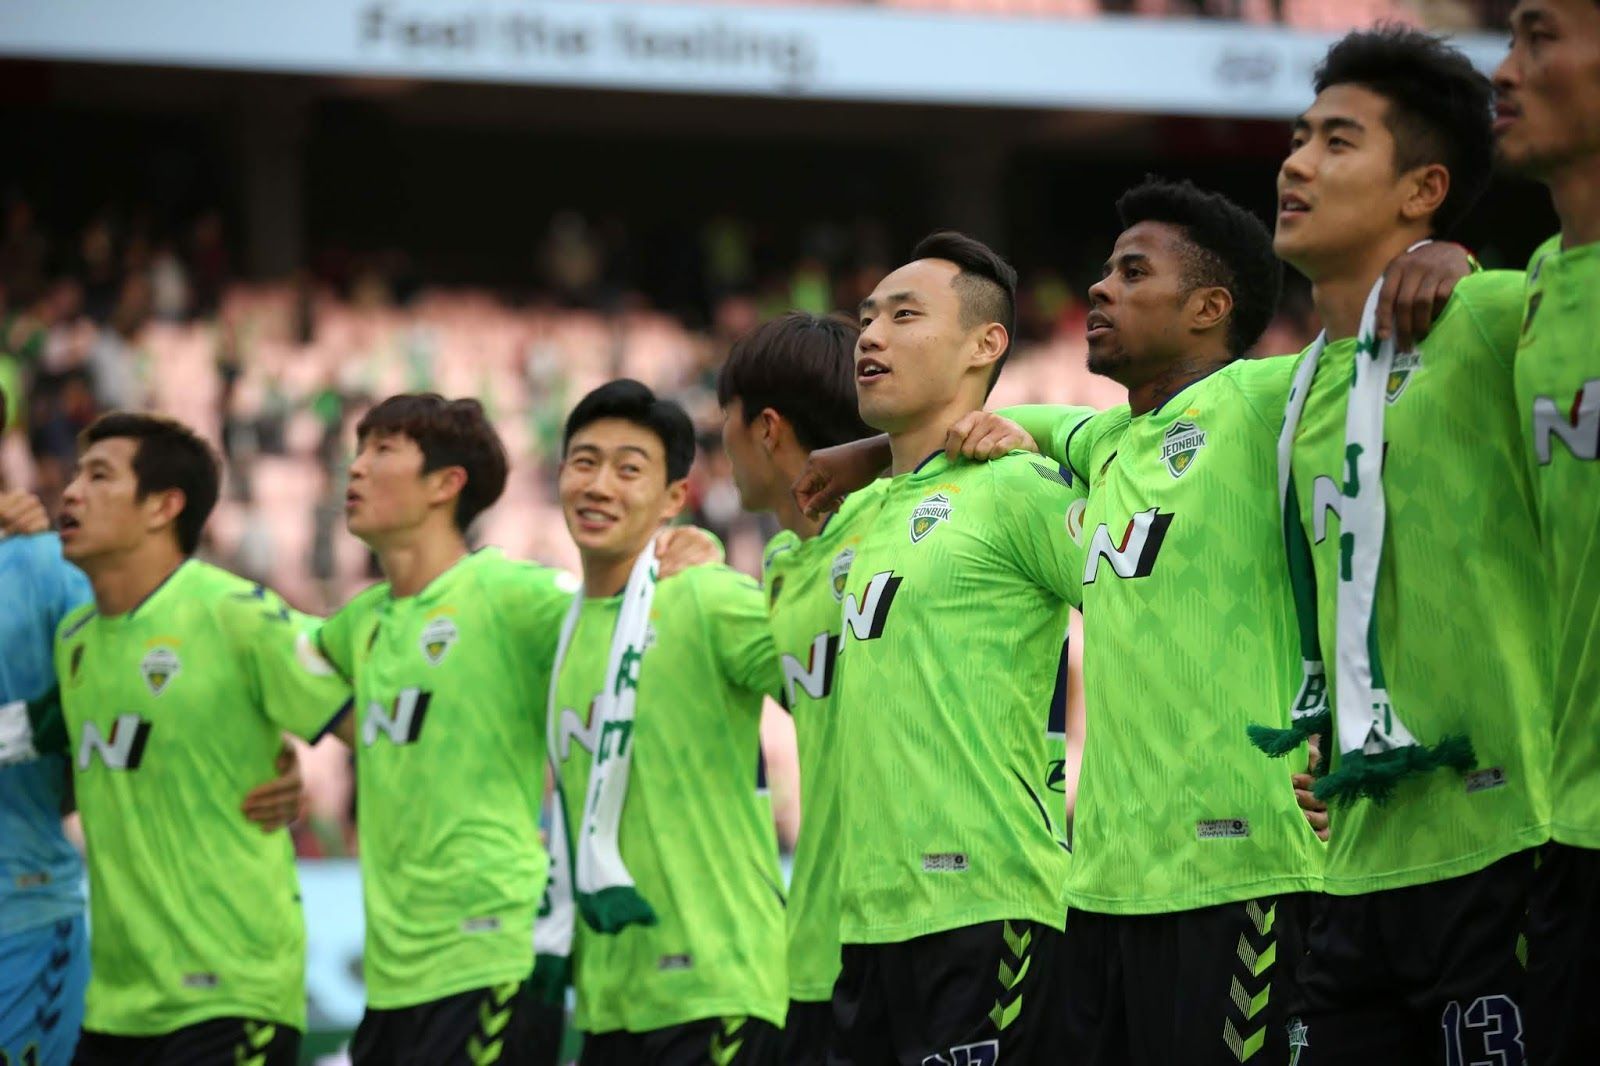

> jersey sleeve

[
  {"left": 690, "top": 565, "right": 784, "bottom": 703},
  {"left": 227, "top": 586, "right": 353, "bottom": 742},
  {"left": 313, "top": 585, "right": 384, "bottom": 683},
  {"left": 1453, "top": 270, "right": 1527, "bottom": 374},
  {"left": 485, "top": 561, "right": 579, "bottom": 681},
  {"left": 996, "top": 404, "right": 1103, "bottom": 481},
  {"left": 987, "top": 453, "right": 1089, "bottom": 609}
]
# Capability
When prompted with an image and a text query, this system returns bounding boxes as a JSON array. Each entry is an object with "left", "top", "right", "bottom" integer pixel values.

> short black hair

[
  {"left": 1115, "top": 176, "right": 1283, "bottom": 358},
  {"left": 563, "top": 379, "right": 696, "bottom": 483},
  {"left": 356, "top": 393, "right": 509, "bottom": 531},
  {"left": 1314, "top": 26, "right": 1494, "bottom": 235},
  {"left": 909, "top": 231, "right": 1018, "bottom": 395},
  {"left": 716, "top": 312, "right": 871, "bottom": 451},
  {"left": 80, "top": 412, "right": 220, "bottom": 556}
]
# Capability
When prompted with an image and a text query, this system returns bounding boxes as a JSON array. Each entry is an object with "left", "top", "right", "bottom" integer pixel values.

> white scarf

[
  {"left": 1255, "top": 267, "right": 1475, "bottom": 803},
  {"left": 541, "top": 541, "right": 660, "bottom": 944}
]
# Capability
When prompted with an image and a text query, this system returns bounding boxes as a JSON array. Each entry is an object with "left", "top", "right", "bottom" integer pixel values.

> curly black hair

[{"left": 1115, "top": 176, "right": 1283, "bottom": 358}]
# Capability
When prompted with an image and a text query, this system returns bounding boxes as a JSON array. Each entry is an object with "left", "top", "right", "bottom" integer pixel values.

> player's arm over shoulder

[
  {"left": 983, "top": 452, "right": 1088, "bottom": 607},
  {"left": 1223, "top": 353, "right": 1302, "bottom": 432},
  {"left": 219, "top": 580, "right": 352, "bottom": 743},
  {"left": 678, "top": 563, "right": 782, "bottom": 702},
  {"left": 996, "top": 404, "right": 1110, "bottom": 481},
  {"left": 477, "top": 557, "right": 580, "bottom": 679},
  {"left": 1443, "top": 269, "right": 1528, "bottom": 368}
]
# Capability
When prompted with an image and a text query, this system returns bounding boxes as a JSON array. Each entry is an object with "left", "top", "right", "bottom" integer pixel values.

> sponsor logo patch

[
  {"left": 658, "top": 953, "right": 693, "bottom": 971},
  {"left": 1196, "top": 818, "right": 1249, "bottom": 840},
  {"left": 1465, "top": 767, "right": 1508, "bottom": 794},
  {"left": 140, "top": 646, "right": 181, "bottom": 696},
  {"left": 461, "top": 916, "right": 502, "bottom": 933},
  {"left": 909, "top": 493, "right": 953, "bottom": 543},
  {"left": 182, "top": 972, "right": 219, "bottom": 989},
  {"left": 922, "top": 852, "right": 969, "bottom": 873},
  {"left": 1161, "top": 420, "right": 1207, "bottom": 478}
]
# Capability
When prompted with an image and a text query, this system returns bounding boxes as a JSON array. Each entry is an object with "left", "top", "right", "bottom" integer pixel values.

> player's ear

[
  {"left": 757, "top": 407, "right": 785, "bottom": 455},
  {"left": 660, "top": 477, "right": 690, "bottom": 522},
  {"left": 428, "top": 465, "right": 468, "bottom": 509},
  {"left": 1401, "top": 162, "right": 1450, "bottom": 225},
  {"left": 144, "top": 486, "right": 187, "bottom": 536},
  {"left": 971, "top": 322, "right": 1007, "bottom": 375},
  {"left": 1190, "top": 285, "right": 1234, "bottom": 336}
]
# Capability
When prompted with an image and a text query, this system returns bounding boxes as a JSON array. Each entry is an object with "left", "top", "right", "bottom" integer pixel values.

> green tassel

[
  {"left": 1312, "top": 734, "right": 1476, "bottom": 807},
  {"left": 1248, "top": 710, "right": 1331, "bottom": 757},
  {"left": 528, "top": 953, "right": 571, "bottom": 1007},
  {"left": 577, "top": 886, "right": 658, "bottom": 934}
]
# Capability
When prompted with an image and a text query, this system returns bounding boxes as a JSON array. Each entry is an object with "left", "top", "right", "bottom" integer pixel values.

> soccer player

[
  {"left": 312, "top": 393, "right": 581, "bottom": 1066},
  {"left": 826, "top": 233, "right": 1088, "bottom": 1064},
  {"left": 1493, "top": 4, "right": 1600, "bottom": 1061},
  {"left": 715, "top": 311, "right": 876, "bottom": 1064},
  {"left": 549, "top": 379, "right": 786, "bottom": 1065},
  {"left": 1268, "top": 29, "right": 1549, "bottom": 1062},
  {"left": 50, "top": 412, "right": 350, "bottom": 1066}
]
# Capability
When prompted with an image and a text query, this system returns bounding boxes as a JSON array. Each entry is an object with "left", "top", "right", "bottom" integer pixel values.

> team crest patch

[
  {"left": 140, "top": 646, "right": 181, "bottom": 696},
  {"left": 830, "top": 548, "right": 855, "bottom": 602},
  {"left": 420, "top": 616, "right": 458, "bottom": 666},
  {"left": 1160, "top": 420, "right": 1207, "bottom": 478},
  {"left": 1386, "top": 351, "right": 1421, "bottom": 403},
  {"left": 909, "top": 493, "right": 953, "bottom": 543}
]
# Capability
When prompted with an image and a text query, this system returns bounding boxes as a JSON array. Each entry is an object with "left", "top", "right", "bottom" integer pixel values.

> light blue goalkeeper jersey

[{"left": 0, "top": 533, "right": 91, "bottom": 937}]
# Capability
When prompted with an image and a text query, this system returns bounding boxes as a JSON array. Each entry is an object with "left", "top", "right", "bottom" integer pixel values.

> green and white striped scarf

[{"left": 1249, "top": 270, "right": 1474, "bottom": 804}]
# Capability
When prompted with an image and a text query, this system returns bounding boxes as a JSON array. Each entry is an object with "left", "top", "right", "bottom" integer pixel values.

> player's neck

[
  {"left": 1308, "top": 230, "right": 1426, "bottom": 342},
  {"left": 87, "top": 541, "right": 186, "bottom": 617},
  {"left": 581, "top": 543, "right": 647, "bottom": 598},
  {"left": 1549, "top": 154, "right": 1600, "bottom": 247},
  {"left": 1126, "top": 348, "right": 1232, "bottom": 416},
  {"left": 376, "top": 524, "right": 469, "bottom": 599},
  {"left": 887, "top": 391, "right": 983, "bottom": 476},
  {"left": 770, "top": 447, "right": 823, "bottom": 540}
]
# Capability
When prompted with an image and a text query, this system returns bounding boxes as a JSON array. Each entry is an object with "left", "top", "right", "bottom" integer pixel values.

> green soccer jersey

[
  {"left": 1290, "top": 270, "right": 1551, "bottom": 895},
  {"left": 54, "top": 561, "right": 350, "bottom": 1035},
  {"left": 1017, "top": 362, "right": 1326, "bottom": 915},
  {"left": 761, "top": 483, "right": 886, "bottom": 1003},
  {"left": 1518, "top": 234, "right": 1600, "bottom": 849},
  {"left": 315, "top": 549, "right": 578, "bottom": 1009},
  {"left": 551, "top": 563, "right": 786, "bottom": 1035},
  {"left": 834, "top": 446, "right": 1089, "bottom": 944}
]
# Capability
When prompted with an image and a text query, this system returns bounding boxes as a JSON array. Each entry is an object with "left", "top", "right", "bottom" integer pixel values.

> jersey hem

[
  {"left": 787, "top": 981, "right": 839, "bottom": 1003},
  {"left": 0, "top": 901, "right": 85, "bottom": 939},
  {"left": 1550, "top": 823, "right": 1600, "bottom": 850},
  {"left": 1064, "top": 873, "right": 1324, "bottom": 915},
  {"left": 1321, "top": 826, "right": 1549, "bottom": 896},
  {"left": 579, "top": 998, "right": 788, "bottom": 1036},
  {"left": 364, "top": 960, "right": 534, "bottom": 1011},
  {"left": 84, "top": 1004, "right": 304, "bottom": 1038},
  {"left": 840, "top": 902, "right": 1066, "bottom": 944}
]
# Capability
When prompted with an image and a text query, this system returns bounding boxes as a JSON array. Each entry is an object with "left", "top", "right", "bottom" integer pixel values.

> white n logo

[
  {"left": 1531, "top": 380, "right": 1600, "bottom": 464},
  {"left": 361, "top": 688, "right": 432, "bottom": 746},
  {"left": 1311, "top": 474, "right": 1344, "bottom": 544},
  {"left": 781, "top": 631, "right": 837, "bottom": 706},
  {"left": 1083, "top": 508, "right": 1174, "bottom": 583},
  {"left": 77, "top": 715, "right": 153, "bottom": 771},
  {"left": 556, "top": 703, "right": 602, "bottom": 760},
  {"left": 843, "top": 570, "right": 903, "bottom": 643}
]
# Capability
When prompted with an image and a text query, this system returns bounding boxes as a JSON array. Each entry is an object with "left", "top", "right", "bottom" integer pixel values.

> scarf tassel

[
  {"left": 1247, "top": 710, "right": 1331, "bottom": 757},
  {"left": 578, "top": 885, "right": 658, "bottom": 934},
  {"left": 1311, "top": 734, "right": 1477, "bottom": 807}
]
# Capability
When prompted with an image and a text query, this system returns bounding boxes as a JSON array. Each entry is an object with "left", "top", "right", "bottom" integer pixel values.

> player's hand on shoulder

[
  {"left": 944, "top": 410, "right": 1038, "bottom": 463},
  {"left": 793, "top": 437, "right": 888, "bottom": 519},
  {"left": 655, "top": 525, "right": 722, "bottom": 580},
  {"left": 0, "top": 490, "right": 49, "bottom": 535},
  {"left": 241, "top": 738, "right": 308, "bottom": 833},
  {"left": 1377, "top": 240, "right": 1474, "bottom": 352}
]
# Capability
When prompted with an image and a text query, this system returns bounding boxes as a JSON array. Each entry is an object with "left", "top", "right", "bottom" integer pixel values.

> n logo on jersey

[
  {"left": 1083, "top": 508, "right": 1174, "bottom": 582},
  {"left": 781, "top": 631, "right": 838, "bottom": 706},
  {"left": 1161, "top": 421, "right": 1207, "bottom": 478},
  {"left": 77, "top": 715, "right": 152, "bottom": 771},
  {"left": 140, "top": 645, "right": 180, "bottom": 696},
  {"left": 420, "top": 616, "right": 458, "bottom": 665},
  {"left": 831, "top": 548, "right": 854, "bottom": 602},
  {"left": 910, "top": 493, "right": 953, "bottom": 543},
  {"left": 556, "top": 702, "right": 602, "bottom": 760},
  {"left": 843, "top": 570, "right": 903, "bottom": 642},
  {"left": 1531, "top": 380, "right": 1600, "bottom": 464},
  {"left": 362, "top": 688, "right": 432, "bottom": 746}
]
